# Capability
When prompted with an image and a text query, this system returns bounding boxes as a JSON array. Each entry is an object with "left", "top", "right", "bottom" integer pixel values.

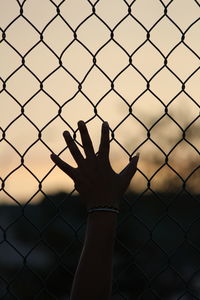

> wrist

[
  {"left": 87, "top": 210, "right": 118, "bottom": 226},
  {"left": 81, "top": 195, "right": 120, "bottom": 211}
]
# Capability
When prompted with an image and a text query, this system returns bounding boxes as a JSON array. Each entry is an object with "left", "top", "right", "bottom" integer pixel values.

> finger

[
  {"left": 98, "top": 121, "right": 110, "bottom": 160},
  {"left": 63, "top": 131, "right": 84, "bottom": 167},
  {"left": 119, "top": 153, "right": 140, "bottom": 184},
  {"left": 50, "top": 153, "right": 76, "bottom": 181},
  {"left": 78, "top": 121, "right": 95, "bottom": 159}
]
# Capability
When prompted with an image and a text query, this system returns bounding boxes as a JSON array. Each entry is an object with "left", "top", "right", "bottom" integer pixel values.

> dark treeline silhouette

[{"left": 0, "top": 191, "right": 200, "bottom": 299}]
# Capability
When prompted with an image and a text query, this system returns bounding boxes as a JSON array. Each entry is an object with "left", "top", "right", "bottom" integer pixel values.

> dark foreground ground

[{"left": 0, "top": 191, "right": 200, "bottom": 299}]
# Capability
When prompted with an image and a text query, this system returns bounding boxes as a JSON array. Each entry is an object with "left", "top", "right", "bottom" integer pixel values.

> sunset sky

[{"left": 0, "top": 0, "right": 199, "bottom": 203}]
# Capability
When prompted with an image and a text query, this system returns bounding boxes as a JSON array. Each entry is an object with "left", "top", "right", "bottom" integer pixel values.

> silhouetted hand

[{"left": 50, "top": 121, "right": 139, "bottom": 210}]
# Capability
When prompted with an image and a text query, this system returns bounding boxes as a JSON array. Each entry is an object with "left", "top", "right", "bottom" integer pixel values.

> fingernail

[
  {"left": 136, "top": 152, "right": 140, "bottom": 158},
  {"left": 131, "top": 152, "right": 140, "bottom": 163},
  {"left": 78, "top": 120, "right": 84, "bottom": 127},
  {"left": 50, "top": 153, "right": 56, "bottom": 159},
  {"left": 63, "top": 131, "right": 70, "bottom": 136}
]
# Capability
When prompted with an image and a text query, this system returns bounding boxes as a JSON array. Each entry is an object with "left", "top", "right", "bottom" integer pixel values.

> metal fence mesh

[{"left": 0, "top": 0, "right": 200, "bottom": 299}]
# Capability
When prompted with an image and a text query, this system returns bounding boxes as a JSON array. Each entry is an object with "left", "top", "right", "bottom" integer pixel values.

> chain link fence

[{"left": 0, "top": 0, "right": 200, "bottom": 299}]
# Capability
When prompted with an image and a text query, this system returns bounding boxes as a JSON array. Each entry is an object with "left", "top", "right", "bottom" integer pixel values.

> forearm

[{"left": 70, "top": 211, "right": 118, "bottom": 300}]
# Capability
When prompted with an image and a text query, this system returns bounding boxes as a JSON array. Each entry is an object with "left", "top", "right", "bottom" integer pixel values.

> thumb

[{"left": 119, "top": 153, "right": 140, "bottom": 184}]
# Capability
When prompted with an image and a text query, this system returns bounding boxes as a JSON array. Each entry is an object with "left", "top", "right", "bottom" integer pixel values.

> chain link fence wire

[{"left": 0, "top": 0, "right": 200, "bottom": 299}]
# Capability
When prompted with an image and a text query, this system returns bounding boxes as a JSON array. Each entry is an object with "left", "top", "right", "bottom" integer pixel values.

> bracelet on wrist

[{"left": 87, "top": 206, "right": 119, "bottom": 214}]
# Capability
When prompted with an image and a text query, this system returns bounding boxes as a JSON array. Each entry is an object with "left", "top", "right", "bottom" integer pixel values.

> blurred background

[
  {"left": 0, "top": 0, "right": 199, "bottom": 299},
  {"left": 0, "top": 0, "right": 199, "bottom": 203}
]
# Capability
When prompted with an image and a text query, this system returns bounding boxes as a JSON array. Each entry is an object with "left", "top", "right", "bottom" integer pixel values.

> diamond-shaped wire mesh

[{"left": 0, "top": 0, "right": 200, "bottom": 299}]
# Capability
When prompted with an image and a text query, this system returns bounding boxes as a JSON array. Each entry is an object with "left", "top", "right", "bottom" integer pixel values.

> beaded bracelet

[{"left": 87, "top": 206, "right": 119, "bottom": 214}]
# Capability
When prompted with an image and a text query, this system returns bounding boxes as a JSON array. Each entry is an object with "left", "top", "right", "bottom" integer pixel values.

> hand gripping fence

[{"left": 0, "top": 0, "right": 200, "bottom": 299}]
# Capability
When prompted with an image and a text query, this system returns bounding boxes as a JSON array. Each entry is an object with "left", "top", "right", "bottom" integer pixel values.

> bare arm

[
  {"left": 70, "top": 212, "right": 117, "bottom": 300},
  {"left": 50, "top": 121, "right": 139, "bottom": 300}
]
